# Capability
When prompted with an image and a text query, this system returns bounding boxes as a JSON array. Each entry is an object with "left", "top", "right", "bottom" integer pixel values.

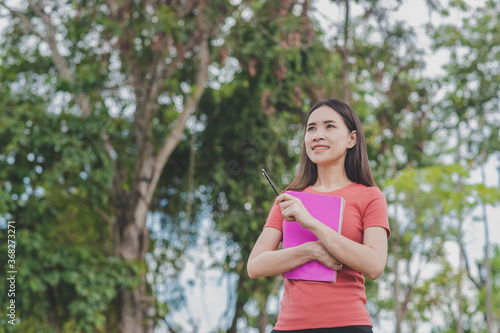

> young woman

[{"left": 248, "top": 99, "right": 390, "bottom": 333}]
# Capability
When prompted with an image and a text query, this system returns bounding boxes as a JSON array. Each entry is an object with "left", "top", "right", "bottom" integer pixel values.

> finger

[
  {"left": 275, "top": 193, "right": 296, "bottom": 204},
  {"left": 330, "top": 257, "right": 342, "bottom": 268},
  {"left": 318, "top": 258, "right": 341, "bottom": 270},
  {"left": 325, "top": 261, "right": 343, "bottom": 270},
  {"left": 275, "top": 193, "right": 286, "bottom": 203},
  {"left": 278, "top": 199, "right": 296, "bottom": 210},
  {"left": 281, "top": 207, "right": 296, "bottom": 221}
]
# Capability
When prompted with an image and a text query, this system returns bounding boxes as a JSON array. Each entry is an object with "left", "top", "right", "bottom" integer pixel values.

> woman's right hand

[{"left": 307, "top": 241, "right": 343, "bottom": 271}]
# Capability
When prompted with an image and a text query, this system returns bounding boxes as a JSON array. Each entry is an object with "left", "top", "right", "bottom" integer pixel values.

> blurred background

[{"left": 0, "top": 0, "right": 499, "bottom": 332}]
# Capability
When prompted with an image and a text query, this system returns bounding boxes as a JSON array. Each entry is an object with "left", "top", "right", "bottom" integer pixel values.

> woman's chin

[{"left": 310, "top": 156, "right": 344, "bottom": 167}]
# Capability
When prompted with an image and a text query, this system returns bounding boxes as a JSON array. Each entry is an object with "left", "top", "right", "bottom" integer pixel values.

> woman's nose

[{"left": 313, "top": 130, "right": 325, "bottom": 140}]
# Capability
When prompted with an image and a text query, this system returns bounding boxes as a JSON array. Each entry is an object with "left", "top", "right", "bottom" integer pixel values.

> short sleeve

[
  {"left": 263, "top": 202, "right": 283, "bottom": 232},
  {"left": 362, "top": 187, "right": 390, "bottom": 237}
]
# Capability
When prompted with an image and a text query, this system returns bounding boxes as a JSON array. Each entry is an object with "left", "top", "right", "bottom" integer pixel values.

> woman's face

[{"left": 304, "top": 106, "right": 356, "bottom": 166}]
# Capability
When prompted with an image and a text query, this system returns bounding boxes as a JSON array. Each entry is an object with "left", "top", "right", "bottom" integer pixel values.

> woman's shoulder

[
  {"left": 362, "top": 183, "right": 384, "bottom": 194},
  {"left": 357, "top": 184, "right": 388, "bottom": 209},
  {"left": 344, "top": 183, "right": 386, "bottom": 203},
  {"left": 351, "top": 182, "right": 383, "bottom": 192}
]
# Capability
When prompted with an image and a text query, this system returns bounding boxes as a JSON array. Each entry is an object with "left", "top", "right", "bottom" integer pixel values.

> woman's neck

[{"left": 313, "top": 163, "right": 352, "bottom": 192}]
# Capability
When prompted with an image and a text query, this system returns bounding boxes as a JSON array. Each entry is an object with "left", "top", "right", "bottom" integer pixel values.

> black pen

[{"left": 261, "top": 168, "right": 280, "bottom": 196}]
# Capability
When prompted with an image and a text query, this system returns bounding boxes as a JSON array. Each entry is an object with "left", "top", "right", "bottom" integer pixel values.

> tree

[
  {"left": 429, "top": 0, "right": 500, "bottom": 330},
  {"left": 383, "top": 165, "right": 484, "bottom": 332},
  {"left": 0, "top": 96, "right": 139, "bottom": 332},
  {"left": 0, "top": 0, "right": 237, "bottom": 331}
]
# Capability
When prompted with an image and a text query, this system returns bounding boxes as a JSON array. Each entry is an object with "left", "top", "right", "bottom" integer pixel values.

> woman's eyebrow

[{"left": 306, "top": 120, "right": 337, "bottom": 127}]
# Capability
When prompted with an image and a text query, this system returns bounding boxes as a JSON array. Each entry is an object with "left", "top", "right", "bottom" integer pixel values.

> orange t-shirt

[{"left": 264, "top": 182, "right": 390, "bottom": 330}]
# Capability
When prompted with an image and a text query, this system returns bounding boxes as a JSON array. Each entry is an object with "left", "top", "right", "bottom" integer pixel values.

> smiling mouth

[{"left": 312, "top": 146, "right": 329, "bottom": 150}]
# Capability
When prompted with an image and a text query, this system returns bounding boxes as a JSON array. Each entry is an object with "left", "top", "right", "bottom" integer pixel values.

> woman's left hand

[{"left": 276, "top": 193, "right": 317, "bottom": 229}]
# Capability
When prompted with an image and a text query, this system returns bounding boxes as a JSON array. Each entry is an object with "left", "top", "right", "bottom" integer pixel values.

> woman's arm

[
  {"left": 247, "top": 227, "right": 343, "bottom": 279},
  {"left": 310, "top": 224, "right": 387, "bottom": 280},
  {"left": 277, "top": 193, "right": 388, "bottom": 280}
]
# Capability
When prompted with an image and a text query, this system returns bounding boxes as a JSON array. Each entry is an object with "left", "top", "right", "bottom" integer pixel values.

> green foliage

[
  {"left": 0, "top": 96, "right": 139, "bottom": 331},
  {"left": 429, "top": 0, "right": 500, "bottom": 157},
  {"left": 0, "top": 0, "right": 240, "bottom": 330},
  {"left": 0, "top": 231, "right": 139, "bottom": 332}
]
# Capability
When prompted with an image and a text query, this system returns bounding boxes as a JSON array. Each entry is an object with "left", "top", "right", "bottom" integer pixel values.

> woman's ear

[{"left": 348, "top": 130, "right": 357, "bottom": 149}]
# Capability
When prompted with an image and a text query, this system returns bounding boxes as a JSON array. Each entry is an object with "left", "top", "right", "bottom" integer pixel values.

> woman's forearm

[
  {"left": 309, "top": 221, "right": 387, "bottom": 280},
  {"left": 247, "top": 243, "right": 314, "bottom": 279}
]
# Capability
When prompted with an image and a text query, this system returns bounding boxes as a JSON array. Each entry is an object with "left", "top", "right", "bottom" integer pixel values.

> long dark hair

[{"left": 285, "top": 99, "right": 375, "bottom": 191}]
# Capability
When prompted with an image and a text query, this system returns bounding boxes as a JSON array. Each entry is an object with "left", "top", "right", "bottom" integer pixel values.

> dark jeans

[{"left": 272, "top": 326, "right": 373, "bottom": 333}]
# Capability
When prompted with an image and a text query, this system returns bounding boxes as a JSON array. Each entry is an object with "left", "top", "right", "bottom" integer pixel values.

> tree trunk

[
  {"left": 341, "top": 0, "right": 352, "bottom": 103},
  {"left": 394, "top": 258, "right": 403, "bottom": 333},
  {"left": 111, "top": 13, "right": 210, "bottom": 330},
  {"left": 457, "top": 237, "right": 465, "bottom": 333},
  {"left": 393, "top": 203, "right": 404, "bottom": 333},
  {"left": 455, "top": 128, "right": 464, "bottom": 333},
  {"left": 257, "top": 297, "right": 269, "bottom": 333},
  {"left": 116, "top": 203, "right": 151, "bottom": 333},
  {"left": 480, "top": 156, "right": 493, "bottom": 332},
  {"left": 118, "top": 286, "right": 146, "bottom": 333},
  {"left": 228, "top": 265, "right": 248, "bottom": 333},
  {"left": 47, "top": 286, "right": 61, "bottom": 333},
  {"left": 113, "top": 53, "right": 209, "bottom": 333}
]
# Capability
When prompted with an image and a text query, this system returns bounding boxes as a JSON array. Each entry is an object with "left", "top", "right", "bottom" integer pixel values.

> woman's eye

[
  {"left": 327, "top": 124, "right": 335, "bottom": 128},
  {"left": 307, "top": 127, "right": 315, "bottom": 131}
]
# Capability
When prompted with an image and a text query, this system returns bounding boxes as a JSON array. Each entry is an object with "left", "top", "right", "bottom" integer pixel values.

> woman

[{"left": 247, "top": 99, "right": 390, "bottom": 333}]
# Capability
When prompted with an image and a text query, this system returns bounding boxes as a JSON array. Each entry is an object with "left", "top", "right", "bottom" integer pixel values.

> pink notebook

[{"left": 282, "top": 191, "right": 345, "bottom": 283}]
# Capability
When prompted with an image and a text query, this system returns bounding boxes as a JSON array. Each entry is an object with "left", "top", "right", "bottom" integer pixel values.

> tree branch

[
  {"left": 101, "top": 129, "right": 118, "bottom": 179},
  {"left": 342, "top": 0, "right": 351, "bottom": 103},
  {"left": 146, "top": 23, "right": 211, "bottom": 204},
  {"left": 1, "top": 2, "right": 44, "bottom": 39},
  {"left": 27, "top": 0, "right": 72, "bottom": 82},
  {"left": 130, "top": 58, "right": 167, "bottom": 219},
  {"left": 103, "top": 0, "right": 118, "bottom": 18},
  {"left": 459, "top": 237, "right": 483, "bottom": 290},
  {"left": 162, "top": 318, "right": 179, "bottom": 333},
  {"left": 16, "top": 0, "right": 92, "bottom": 116},
  {"left": 139, "top": 51, "right": 165, "bottom": 127},
  {"left": 97, "top": 208, "right": 116, "bottom": 226}
]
